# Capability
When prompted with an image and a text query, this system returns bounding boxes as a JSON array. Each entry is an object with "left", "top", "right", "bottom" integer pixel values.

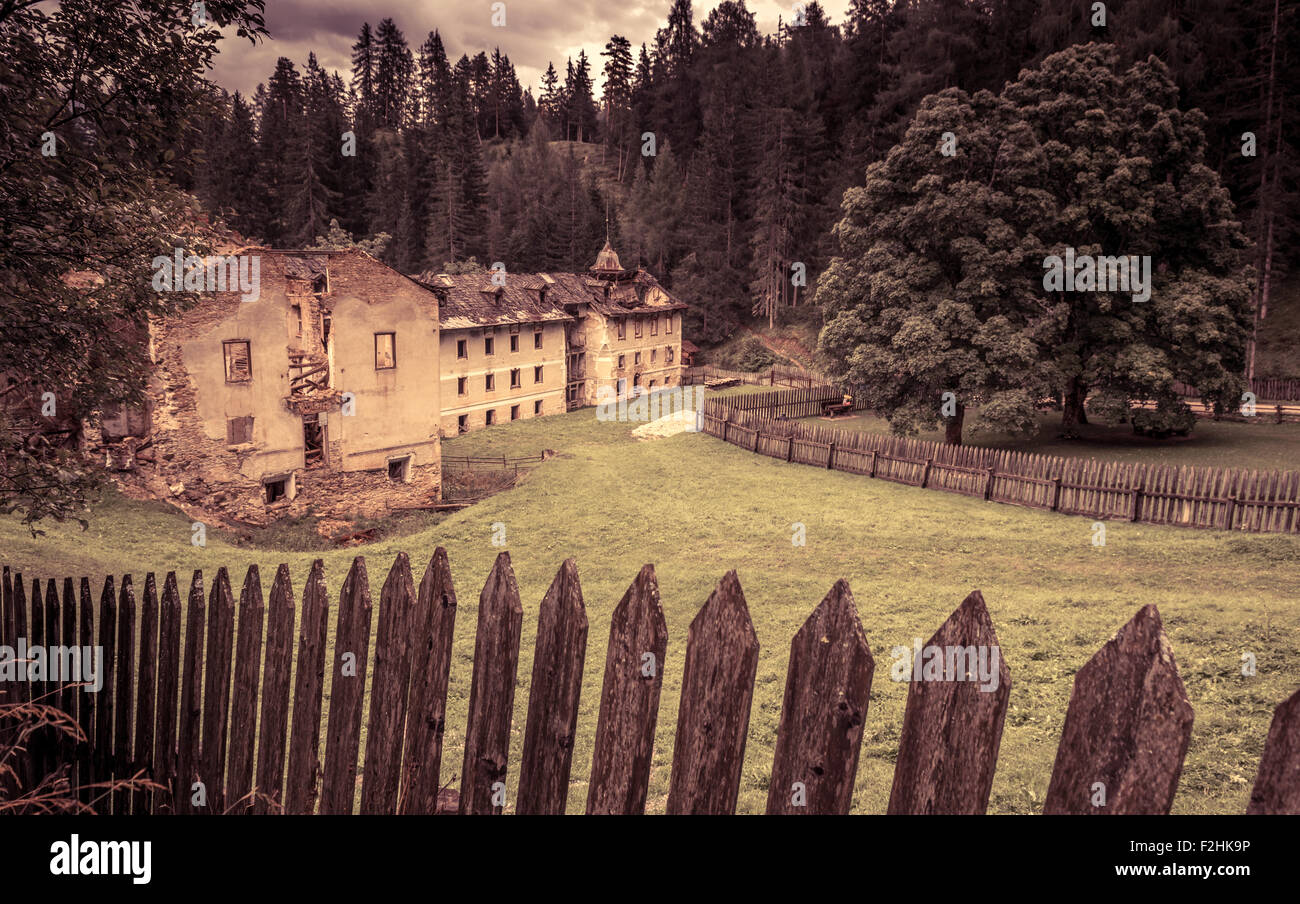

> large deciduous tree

[
  {"left": 817, "top": 44, "right": 1252, "bottom": 444},
  {"left": 0, "top": 0, "right": 266, "bottom": 527}
]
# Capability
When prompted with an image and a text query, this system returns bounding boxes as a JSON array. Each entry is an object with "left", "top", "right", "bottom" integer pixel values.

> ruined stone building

[
  {"left": 89, "top": 241, "right": 686, "bottom": 523},
  {"left": 417, "top": 241, "right": 688, "bottom": 431},
  {"left": 110, "top": 248, "right": 443, "bottom": 526}
]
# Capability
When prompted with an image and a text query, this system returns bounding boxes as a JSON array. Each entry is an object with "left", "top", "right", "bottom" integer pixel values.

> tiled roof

[{"left": 413, "top": 271, "right": 575, "bottom": 329}]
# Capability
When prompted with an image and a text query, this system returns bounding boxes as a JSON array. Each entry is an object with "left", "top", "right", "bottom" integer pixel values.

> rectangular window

[
  {"left": 457, "top": 376, "right": 467, "bottom": 396},
  {"left": 226, "top": 416, "right": 254, "bottom": 445},
  {"left": 533, "top": 365, "right": 543, "bottom": 384},
  {"left": 634, "top": 351, "right": 641, "bottom": 366},
  {"left": 617, "top": 378, "right": 627, "bottom": 396},
  {"left": 667, "top": 315, "right": 674, "bottom": 334},
  {"left": 618, "top": 354, "right": 626, "bottom": 369},
  {"left": 484, "top": 336, "right": 495, "bottom": 355},
  {"left": 510, "top": 404, "right": 520, "bottom": 421},
  {"left": 510, "top": 334, "right": 519, "bottom": 353},
  {"left": 387, "top": 455, "right": 411, "bottom": 482},
  {"left": 651, "top": 316, "right": 658, "bottom": 336},
  {"left": 534, "top": 399, "right": 543, "bottom": 415},
  {"left": 651, "top": 349, "right": 657, "bottom": 363},
  {"left": 223, "top": 340, "right": 252, "bottom": 383},
  {"left": 458, "top": 414, "right": 468, "bottom": 434},
  {"left": 375, "top": 332, "right": 396, "bottom": 369},
  {"left": 485, "top": 409, "right": 496, "bottom": 426},
  {"left": 262, "top": 473, "right": 293, "bottom": 504},
  {"left": 457, "top": 339, "right": 467, "bottom": 359},
  {"left": 510, "top": 368, "right": 521, "bottom": 389},
  {"left": 485, "top": 373, "right": 495, "bottom": 391},
  {"left": 666, "top": 346, "right": 675, "bottom": 364},
  {"left": 534, "top": 329, "right": 543, "bottom": 349},
  {"left": 616, "top": 319, "right": 626, "bottom": 340},
  {"left": 634, "top": 317, "right": 643, "bottom": 338}
]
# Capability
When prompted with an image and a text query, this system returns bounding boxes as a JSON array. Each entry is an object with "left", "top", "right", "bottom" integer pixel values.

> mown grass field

[{"left": 2, "top": 405, "right": 1298, "bottom": 814}]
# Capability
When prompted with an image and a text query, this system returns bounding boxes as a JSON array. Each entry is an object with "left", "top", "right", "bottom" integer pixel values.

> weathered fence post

[
  {"left": 252, "top": 565, "right": 294, "bottom": 815},
  {"left": 983, "top": 466, "right": 995, "bottom": 501},
  {"left": 200, "top": 568, "right": 235, "bottom": 814},
  {"left": 666, "top": 571, "right": 760, "bottom": 815},
  {"left": 827, "top": 441, "right": 836, "bottom": 470},
  {"left": 360, "top": 553, "right": 417, "bottom": 814},
  {"left": 132, "top": 574, "right": 159, "bottom": 815},
  {"left": 1050, "top": 476, "right": 1062, "bottom": 511},
  {"left": 400, "top": 548, "right": 459, "bottom": 815},
  {"left": 767, "top": 580, "right": 874, "bottom": 815},
  {"left": 921, "top": 458, "right": 933, "bottom": 488},
  {"left": 587, "top": 564, "right": 669, "bottom": 815},
  {"left": 1248, "top": 687, "right": 1300, "bottom": 814},
  {"left": 152, "top": 574, "right": 181, "bottom": 814},
  {"left": 320, "top": 557, "right": 374, "bottom": 815},
  {"left": 1043, "top": 605, "right": 1194, "bottom": 814},
  {"left": 887, "top": 590, "right": 1010, "bottom": 814},
  {"left": 226, "top": 566, "right": 265, "bottom": 814},
  {"left": 285, "top": 560, "right": 329, "bottom": 815},
  {"left": 94, "top": 577, "right": 118, "bottom": 811},
  {"left": 459, "top": 552, "right": 524, "bottom": 814},
  {"left": 1131, "top": 478, "right": 1144, "bottom": 522},
  {"left": 176, "top": 572, "right": 203, "bottom": 815},
  {"left": 518, "top": 558, "right": 589, "bottom": 815}
]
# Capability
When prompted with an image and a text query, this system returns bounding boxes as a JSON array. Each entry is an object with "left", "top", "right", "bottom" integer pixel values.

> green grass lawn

[
  {"left": 2, "top": 405, "right": 1298, "bottom": 814},
  {"left": 799, "top": 408, "right": 1300, "bottom": 471}
]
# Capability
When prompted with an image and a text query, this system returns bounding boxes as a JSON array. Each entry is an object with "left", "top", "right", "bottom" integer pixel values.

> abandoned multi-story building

[
  {"left": 418, "top": 241, "right": 688, "bottom": 432},
  {"left": 107, "top": 248, "right": 444, "bottom": 526},
  {"left": 89, "top": 240, "right": 686, "bottom": 523}
]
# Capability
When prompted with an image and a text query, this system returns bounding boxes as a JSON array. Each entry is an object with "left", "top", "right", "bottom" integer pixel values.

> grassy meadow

[{"left": 1, "top": 403, "right": 1298, "bottom": 814}]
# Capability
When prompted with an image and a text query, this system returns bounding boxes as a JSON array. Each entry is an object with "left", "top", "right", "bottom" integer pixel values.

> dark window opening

[
  {"left": 534, "top": 329, "right": 543, "bottom": 349},
  {"left": 484, "top": 336, "right": 494, "bottom": 355},
  {"left": 510, "top": 368, "right": 521, "bottom": 389},
  {"left": 458, "top": 414, "right": 468, "bottom": 434},
  {"left": 457, "top": 376, "right": 467, "bottom": 396},
  {"left": 387, "top": 455, "right": 411, "bottom": 482},
  {"left": 510, "top": 404, "right": 520, "bottom": 421},
  {"left": 534, "top": 365, "right": 543, "bottom": 383},
  {"left": 485, "top": 409, "right": 496, "bottom": 426},
  {"left": 485, "top": 373, "right": 495, "bottom": 391},
  {"left": 534, "top": 399, "right": 543, "bottom": 415},
  {"left": 510, "top": 334, "right": 519, "bottom": 352},
  {"left": 457, "top": 339, "right": 467, "bottom": 359},
  {"left": 303, "top": 415, "right": 324, "bottom": 466},
  {"left": 264, "top": 477, "right": 288, "bottom": 504}
]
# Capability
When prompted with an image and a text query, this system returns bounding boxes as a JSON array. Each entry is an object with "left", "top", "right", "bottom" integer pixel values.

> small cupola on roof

[{"left": 590, "top": 240, "right": 623, "bottom": 274}]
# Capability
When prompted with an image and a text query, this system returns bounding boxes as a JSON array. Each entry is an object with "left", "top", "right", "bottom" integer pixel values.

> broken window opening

[
  {"left": 303, "top": 414, "right": 324, "bottom": 466},
  {"left": 223, "top": 340, "right": 252, "bottom": 383},
  {"left": 375, "top": 332, "right": 396, "bottom": 369},
  {"left": 387, "top": 455, "right": 412, "bottom": 482}
]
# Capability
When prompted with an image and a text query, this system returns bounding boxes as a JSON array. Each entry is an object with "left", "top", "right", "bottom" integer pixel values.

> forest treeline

[{"left": 179, "top": 0, "right": 1298, "bottom": 343}]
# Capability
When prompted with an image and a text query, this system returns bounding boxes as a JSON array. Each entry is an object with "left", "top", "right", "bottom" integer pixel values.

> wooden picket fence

[
  {"left": 1176, "top": 377, "right": 1300, "bottom": 403},
  {"left": 703, "top": 394, "right": 1300, "bottom": 533},
  {"left": 2, "top": 556, "right": 1297, "bottom": 814}
]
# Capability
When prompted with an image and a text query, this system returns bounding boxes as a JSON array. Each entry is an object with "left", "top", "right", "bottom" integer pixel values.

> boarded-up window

[
  {"left": 226, "top": 416, "right": 254, "bottom": 444},
  {"left": 375, "top": 332, "right": 396, "bottom": 369},
  {"left": 223, "top": 340, "right": 251, "bottom": 383}
]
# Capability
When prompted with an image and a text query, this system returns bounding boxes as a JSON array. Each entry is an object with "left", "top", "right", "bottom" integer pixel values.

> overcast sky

[{"left": 209, "top": 0, "right": 853, "bottom": 98}]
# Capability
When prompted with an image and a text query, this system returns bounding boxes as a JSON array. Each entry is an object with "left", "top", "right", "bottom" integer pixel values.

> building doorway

[{"left": 303, "top": 414, "right": 325, "bottom": 467}]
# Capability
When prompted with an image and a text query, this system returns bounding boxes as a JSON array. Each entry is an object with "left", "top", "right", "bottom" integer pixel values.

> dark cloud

[{"left": 210, "top": 0, "right": 850, "bottom": 96}]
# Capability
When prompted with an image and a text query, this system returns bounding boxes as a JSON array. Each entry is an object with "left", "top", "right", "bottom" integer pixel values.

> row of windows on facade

[
  {"left": 224, "top": 335, "right": 678, "bottom": 384},
  {"left": 456, "top": 400, "right": 546, "bottom": 433},
  {"left": 222, "top": 333, "right": 398, "bottom": 382}
]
